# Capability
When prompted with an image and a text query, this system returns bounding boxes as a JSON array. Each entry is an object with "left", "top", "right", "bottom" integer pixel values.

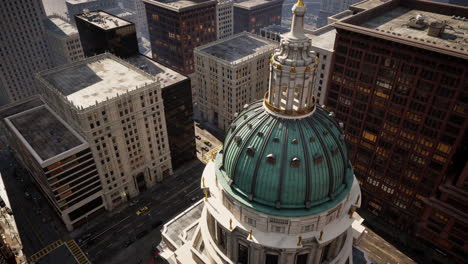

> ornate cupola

[{"left": 266, "top": 0, "right": 318, "bottom": 117}]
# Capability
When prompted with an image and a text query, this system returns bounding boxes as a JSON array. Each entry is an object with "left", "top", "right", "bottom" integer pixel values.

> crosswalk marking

[
  {"left": 66, "top": 240, "right": 91, "bottom": 264},
  {"left": 29, "top": 240, "right": 63, "bottom": 262}
]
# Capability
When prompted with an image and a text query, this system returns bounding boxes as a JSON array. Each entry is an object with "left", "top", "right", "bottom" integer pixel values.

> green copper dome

[{"left": 215, "top": 101, "right": 354, "bottom": 217}]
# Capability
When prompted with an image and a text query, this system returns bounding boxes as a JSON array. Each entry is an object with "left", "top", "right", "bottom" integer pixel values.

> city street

[{"left": 0, "top": 121, "right": 219, "bottom": 264}]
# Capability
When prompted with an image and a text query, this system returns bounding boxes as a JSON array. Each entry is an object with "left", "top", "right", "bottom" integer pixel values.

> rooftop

[
  {"left": 234, "top": 0, "right": 283, "bottom": 10},
  {"left": 338, "top": 0, "right": 468, "bottom": 57},
  {"left": 261, "top": 24, "right": 290, "bottom": 34},
  {"left": 44, "top": 16, "right": 78, "bottom": 37},
  {"left": 76, "top": 11, "right": 131, "bottom": 30},
  {"left": 5, "top": 105, "right": 86, "bottom": 162},
  {"left": 307, "top": 25, "right": 337, "bottom": 51},
  {"left": 143, "top": 0, "right": 217, "bottom": 12},
  {"left": 359, "top": 7, "right": 468, "bottom": 51},
  {"left": 126, "top": 55, "right": 187, "bottom": 87},
  {"left": 40, "top": 54, "right": 154, "bottom": 109},
  {"left": 163, "top": 200, "right": 204, "bottom": 247},
  {"left": 198, "top": 33, "right": 277, "bottom": 64}
]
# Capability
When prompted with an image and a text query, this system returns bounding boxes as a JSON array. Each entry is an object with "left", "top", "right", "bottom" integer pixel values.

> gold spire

[{"left": 296, "top": 0, "right": 304, "bottom": 7}]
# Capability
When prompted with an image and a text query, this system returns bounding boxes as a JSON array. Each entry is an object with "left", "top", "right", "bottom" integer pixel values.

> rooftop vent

[
  {"left": 428, "top": 21, "right": 446, "bottom": 37},
  {"left": 408, "top": 14, "right": 427, "bottom": 29}
]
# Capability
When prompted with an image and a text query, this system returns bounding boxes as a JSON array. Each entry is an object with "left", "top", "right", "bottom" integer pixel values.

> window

[
  {"left": 296, "top": 253, "right": 308, "bottom": 264},
  {"left": 238, "top": 243, "right": 249, "bottom": 264},
  {"left": 266, "top": 254, "right": 279, "bottom": 264}
]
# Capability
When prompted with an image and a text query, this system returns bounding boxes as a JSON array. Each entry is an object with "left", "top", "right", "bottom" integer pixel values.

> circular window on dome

[{"left": 290, "top": 157, "right": 301, "bottom": 167}]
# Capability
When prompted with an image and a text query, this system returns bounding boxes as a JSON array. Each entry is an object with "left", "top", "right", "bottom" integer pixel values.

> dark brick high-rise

[
  {"left": 233, "top": 0, "right": 283, "bottom": 34},
  {"left": 144, "top": 0, "right": 217, "bottom": 75},
  {"left": 325, "top": 0, "right": 467, "bottom": 263}
]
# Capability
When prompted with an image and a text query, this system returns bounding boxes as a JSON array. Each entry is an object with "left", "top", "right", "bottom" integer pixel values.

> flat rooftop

[
  {"left": 234, "top": 0, "right": 283, "bottom": 10},
  {"left": 44, "top": 16, "right": 78, "bottom": 37},
  {"left": 143, "top": 0, "right": 217, "bottom": 12},
  {"left": 126, "top": 55, "right": 187, "bottom": 87},
  {"left": 40, "top": 55, "right": 154, "bottom": 109},
  {"left": 261, "top": 24, "right": 290, "bottom": 34},
  {"left": 198, "top": 33, "right": 277, "bottom": 63},
  {"left": 164, "top": 201, "right": 203, "bottom": 247},
  {"left": 359, "top": 7, "right": 468, "bottom": 51},
  {"left": 76, "top": 11, "right": 131, "bottom": 30},
  {"left": 6, "top": 106, "right": 85, "bottom": 162},
  {"left": 105, "top": 6, "right": 136, "bottom": 18},
  {"left": 307, "top": 26, "right": 337, "bottom": 51}
]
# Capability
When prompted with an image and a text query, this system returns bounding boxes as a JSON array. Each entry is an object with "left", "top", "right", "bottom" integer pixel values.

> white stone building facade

[
  {"left": 194, "top": 33, "right": 277, "bottom": 132},
  {"left": 216, "top": 0, "right": 234, "bottom": 40},
  {"left": 37, "top": 53, "right": 173, "bottom": 209},
  {"left": 159, "top": 2, "right": 366, "bottom": 263}
]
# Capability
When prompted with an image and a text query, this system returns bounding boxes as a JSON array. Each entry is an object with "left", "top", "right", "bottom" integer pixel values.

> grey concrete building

[
  {"left": 0, "top": 0, "right": 52, "bottom": 106},
  {"left": 37, "top": 53, "right": 173, "bottom": 210},
  {"left": 216, "top": 0, "right": 234, "bottom": 40},
  {"left": 1, "top": 101, "right": 105, "bottom": 231},
  {"left": 44, "top": 15, "right": 85, "bottom": 67},
  {"left": 194, "top": 33, "right": 277, "bottom": 132}
]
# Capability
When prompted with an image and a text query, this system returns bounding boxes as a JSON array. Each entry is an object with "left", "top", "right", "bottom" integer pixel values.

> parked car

[
  {"left": 195, "top": 135, "right": 201, "bottom": 140},
  {"left": 136, "top": 206, "right": 149, "bottom": 215},
  {"left": 204, "top": 141, "right": 212, "bottom": 147}
]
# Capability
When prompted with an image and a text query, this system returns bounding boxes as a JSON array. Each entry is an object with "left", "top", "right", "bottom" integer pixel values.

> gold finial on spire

[
  {"left": 296, "top": 0, "right": 304, "bottom": 7},
  {"left": 248, "top": 229, "right": 253, "bottom": 240},
  {"left": 202, "top": 177, "right": 206, "bottom": 188},
  {"left": 319, "top": 230, "right": 324, "bottom": 240}
]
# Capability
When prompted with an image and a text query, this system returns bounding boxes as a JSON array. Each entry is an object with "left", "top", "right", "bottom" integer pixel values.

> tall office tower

[
  {"left": 316, "top": 0, "right": 360, "bottom": 28},
  {"left": 127, "top": 55, "right": 196, "bottom": 169},
  {"left": 325, "top": 0, "right": 468, "bottom": 262},
  {"left": 158, "top": 2, "right": 365, "bottom": 263},
  {"left": 194, "top": 33, "right": 277, "bottom": 132},
  {"left": 216, "top": 0, "right": 234, "bottom": 39},
  {"left": 144, "top": 0, "right": 218, "bottom": 75},
  {"left": 44, "top": 15, "right": 85, "bottom": 67},
  {"left": 37, "top": 53, "right": 173, "bottom": 209},
  {"left": 119, "top": 0, "right": 151, "bottom": 41},
  {"left": 0, "top": 98, "right": 105, "bottom": 231},
  {"left": 75, "top": 11, "right": 139, "bottom": 58},
  {"left": 0, "top": 0, "right": 52, "bottom": 106},
  {"left": 233, "top": 0, "right": 284, "bottom": 34}
]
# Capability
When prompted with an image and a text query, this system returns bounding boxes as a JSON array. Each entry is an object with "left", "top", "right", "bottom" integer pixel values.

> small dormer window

[
  {"left": 266, "top": 154, "right": 276, "bottom": 164},
  {"left": 234, "top": 136, "right": 242, "bottom": 145},
  {"left": 258, "top": 131, "right": 264, "bottom": 136},
  {"left": 273, "top": 137, "right": 280, "bottom": 142},
  {"left": 290, "top": 157, "right": 300, "bottom": 167},
  {"left": 323, "top": 131, "right": 329, "bottom": 136},
  {"left": 247, "top": 146, "right": 255, "bottom": 156},
  {"left": 310, "top": 137, "right": 316, "bottom": 142},
  {"left": 247, "top": 123, "right": 252, "bottom": 129},
  {"left": 331, "top": 147, "right": 339, "bottom": 156},
  {"left": 291, "top": 139, "right": 298, "bottom": 144},
  {"left": 314, "top": 154, "right": 323, "bottom": 164}
]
